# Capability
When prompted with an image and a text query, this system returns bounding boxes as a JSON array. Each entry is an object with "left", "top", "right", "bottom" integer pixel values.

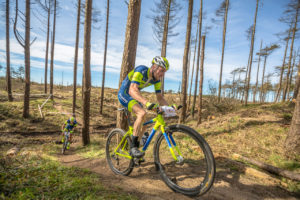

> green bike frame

[{"left": 113, "top": 114, "right": 183, "bottom": 161}]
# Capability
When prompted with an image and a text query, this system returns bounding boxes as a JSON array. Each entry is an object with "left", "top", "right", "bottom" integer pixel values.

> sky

[{"left": 0, "top": 0, "right": 298, "bottom": 94}]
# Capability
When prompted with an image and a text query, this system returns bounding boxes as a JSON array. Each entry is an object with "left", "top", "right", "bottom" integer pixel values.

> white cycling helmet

[{"left": 152, "top": 56, "right": 169, "bottom": 71}]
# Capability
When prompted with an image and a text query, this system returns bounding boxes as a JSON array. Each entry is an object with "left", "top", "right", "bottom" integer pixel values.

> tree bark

[
  {"left": 244, "top": 0, "right": 259, "bottom": 105},
  {"left": 253, "top": 40, "right": 262, "bottom": 103},
  {"left": 233, "top": 154, "right": 300, "bottom": 181},
  {"left": 73, "top": 0, "right": 81, "bottom": 116},
  {"left": 292, "top": 63, "right": 300, "bottom": 100},
  {"left": 197, "top": 36, "right": 205, "bottom": 125},
  {"left": 23, "top": 0, "right": 31, "bottom": 118},
  {"left": 100, "top": 0, "right": 110, "bottom": 114},
  {"left": 260, "top": 55, "right": 267, "bottom": 103},
  {"left": 6, "top": 0, "right": 13, "bottom": 102},
  {"left": 50, "top": 0, "right": 57, "bottom": 101},
  {"left": 179, "top": 0, "right": 193, "bottom": 123},
  {"left": 116, "top": 0, "right": 142, "bottom": 129},
  {"left": 192, "top": 0, "right": 202, "bottom": 118},
  {"left": 282, "top": 3, "right": 299, "bottom": 102},
  {"left": 188, "top": 14, "right": 199, "bottom": 111},
  {"left": 82, "top": 0, "right": 93, "bottom": 146},
  {"left": 44, "top": 0, "right": 51, "bottom": 94},
  {"left": 218, "top": 0, "right": 229, "bottom": 103},
  {"left": 287, "top": 51, "right": 297, "bottom": 100},
  {"left": 160, "top": 0, "right": 171, "bottom": 96},
  {"left": 275, "top": 24, "right": 292, "bottom": 102}
]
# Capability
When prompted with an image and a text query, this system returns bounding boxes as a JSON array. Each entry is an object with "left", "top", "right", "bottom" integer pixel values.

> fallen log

[{"left": 232, "top": 153, "right": 300, "bottom": 182}]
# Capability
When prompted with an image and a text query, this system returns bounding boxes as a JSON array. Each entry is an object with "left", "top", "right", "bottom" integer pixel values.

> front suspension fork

[{"left": 162, "top": 126, "right": 183, "bottom": 163}]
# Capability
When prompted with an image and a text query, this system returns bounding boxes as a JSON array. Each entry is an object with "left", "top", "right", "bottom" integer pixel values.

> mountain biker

[
  {"left": 118, "top": 56, "right": 175, "bottom": 158},
  {"left": 61, "top": 116, "right": 77, "bottom": 149}
]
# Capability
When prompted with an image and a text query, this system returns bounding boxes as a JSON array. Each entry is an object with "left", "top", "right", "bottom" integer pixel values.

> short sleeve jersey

[
  {"left": 65, "top": 119, "right": 78, "bottom": 131},
  {"left": 120, "top": 65, "right": 161, "bottom": 94}
]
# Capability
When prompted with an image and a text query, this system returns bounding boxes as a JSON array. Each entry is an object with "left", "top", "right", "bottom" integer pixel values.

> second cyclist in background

[{"left": 61, "top": 117, "right": 77, "bottom": 149}]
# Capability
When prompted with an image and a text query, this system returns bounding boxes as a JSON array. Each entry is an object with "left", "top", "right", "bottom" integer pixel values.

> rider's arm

[
  {"left": 154, "top": 81, "right": 168, "bottom": 106},
  {"left": 156, "top": 93, "right": 168, "bottom": 106},
  {"left": 72, "top": 122, "right": 77, "bottom": 131},
  {"left": 129, "top": 83, "right": 148, "bottom": 105},
  {"left": 61, "top": 123, "right": 65, "bottom": 131}
]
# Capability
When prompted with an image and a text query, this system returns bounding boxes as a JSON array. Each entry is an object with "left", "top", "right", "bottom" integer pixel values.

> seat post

[{"left": 118, "top": 108, "right": 132, "bottom": 126}]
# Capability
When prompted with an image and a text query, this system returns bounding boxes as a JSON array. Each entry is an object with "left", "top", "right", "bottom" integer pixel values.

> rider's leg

[
  {"left": 132, "top": 104, "right": 146, "bottom": 137},
  {"left": 130, "top": 104, "right": 146, "bottom": 158},
  {"left": 61, "top": 130, "right": 65, "bottom": 142},
  {"left": 69, "top": 132, "right": 73, "bottom": 143}
]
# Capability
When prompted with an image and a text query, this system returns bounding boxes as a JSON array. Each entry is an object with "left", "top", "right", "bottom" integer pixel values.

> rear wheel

[
  {"left": 106, "top": 128, "right": 134, "bottom": 176},
  {"left": 154, "top": 124, "right": 215, "bottom": 196}
]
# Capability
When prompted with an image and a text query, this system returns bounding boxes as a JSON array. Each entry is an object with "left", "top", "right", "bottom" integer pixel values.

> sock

[{"left": 132, "top": 136, "right": 139, "bottom": 148}]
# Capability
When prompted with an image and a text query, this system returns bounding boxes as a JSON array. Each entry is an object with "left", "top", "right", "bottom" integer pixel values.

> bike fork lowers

[{"left": 161, "top": 126, "right": 183, "bottom": 163}]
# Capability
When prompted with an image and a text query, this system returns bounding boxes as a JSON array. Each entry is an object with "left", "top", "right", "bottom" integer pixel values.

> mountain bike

[
  {"left": 62, "top": 131, "right": 71, "bottom": 154},
  {"left": 105, "top": 106, "right": 216, "bottom": 196}
]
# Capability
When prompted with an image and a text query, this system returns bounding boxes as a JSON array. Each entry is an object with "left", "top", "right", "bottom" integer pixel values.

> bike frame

[
  {"left": 64, "top": 131, "right": 70, "bottom": 139},
  {"left": 113, "top": 113, "right": 183, "bottom": 161}
]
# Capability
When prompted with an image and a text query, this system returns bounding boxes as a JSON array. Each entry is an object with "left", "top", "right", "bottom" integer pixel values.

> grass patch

[
  {"left": 75, "top": 136, "right": 107, "bottom": 159},
  {"left": 0, "top": 153, "right": 137, "bottom": 200},
  {"left": 269, "top": 154, "right": 300, "bottom": 172}
]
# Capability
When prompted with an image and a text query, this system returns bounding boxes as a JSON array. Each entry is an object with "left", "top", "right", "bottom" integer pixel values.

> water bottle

[{"left": 140, "top": 132, "right": 149, "bottom": 146}]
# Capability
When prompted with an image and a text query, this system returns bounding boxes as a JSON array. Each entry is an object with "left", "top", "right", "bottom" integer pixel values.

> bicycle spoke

[
  {"left": 155, "top": 125, "right": 215, "bottom": 196},
  {"left": 106, "top": 129, "right": 134, "bottom": 176}
]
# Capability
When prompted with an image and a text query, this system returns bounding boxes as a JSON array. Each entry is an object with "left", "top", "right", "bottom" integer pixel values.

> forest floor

[{"left": 0, "top": 78, "right": 300, "bottom": 199}]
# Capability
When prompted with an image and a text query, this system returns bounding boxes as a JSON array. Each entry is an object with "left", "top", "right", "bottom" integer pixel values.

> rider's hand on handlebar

[
  {"left": 169, "top": 104, "right": 183, "bottom": 110},
  {"left": 146, "top": 102, "right": 159, "bottom": 111},
  {"left": 169, "top": 103, "right": 178, "bottom": 110}
]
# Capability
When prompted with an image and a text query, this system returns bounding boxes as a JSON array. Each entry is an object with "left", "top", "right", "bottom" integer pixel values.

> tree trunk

[
  {"left": 218, "top": 0, "right": 229, "bottom": 103},
  {"left": 6, "top": 0, "right": 13, "bottom": 102},
  {"left": 100, "top": 0, "right": 110, "bottom": 114},
  {"left": 287, "top": 51, "right": 297, "bottom": 100},
  {"left": 293, "top": 63, "right": 300, "bottom": 100},
  {"left": 253, "top": 40, "right": 262, "bottom": 103},
  {"left": 282, "top": 3, "right": 299, "bottom": 102},
  {"left": 188, "top": 15, "right": 199, "bottom": 111},
  {"left": 197, "top": 36, "right": 205, "bottom": 125},
  {"left": 284, "top": 86, "right": 300, "bottom": 159},
  {"left": 275, "top": 24, "right": 292, "bottom": 102},
  {"left": 23, "top": 0, "right": 31, "bottom": 118},
  {"left": 260, "top": 56, "right": 267, "bottom": 103},
  {"left": 160, "top": 0, "right": 171, "bottom": 96},
  {"left": 233, "top": 154, "right": 300, "bottom": 181},
  {"left": 50, "top": 0, "right": 57, "bottom": 101},
  {"left": 179, "top": 0, "right": 193, "bottom": 123},
  {"left": 44, "top": 0, "right": 50, "bottom": 94},
  {"left": 242, "top": 51, "right": 251, "bottom": 104},
  {"left": 116, "top": 0, "right": 142, "bottom": 129},
  {"left": 192, "top": 0, "right": 202, "bottom": 118},
  {"left": 82, "top": 0, "right": 93, "bottom": 146},
  {"left": 244, "top": 0, "right": 259, "bottom": 105},
  {"left": 73, "top": 0, "right": 81, "bottom": 116}
]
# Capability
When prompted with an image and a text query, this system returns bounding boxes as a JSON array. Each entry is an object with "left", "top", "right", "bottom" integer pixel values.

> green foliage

[
  {"left": 269, "top": 154, "right": 300, "bottom": 172},
  {"left": 75, "top": 139, "right": 106, "bottom": 159},
  {"left": 282, "top": 113, "right": 292, "bottom": 122},
  {"left": 0, "top": 154, "right": 136, "bottom": 200}
]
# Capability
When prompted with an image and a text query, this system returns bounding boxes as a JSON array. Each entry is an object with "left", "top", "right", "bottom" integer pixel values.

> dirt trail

[{"left": 57, "top": 147, "right": 298, "bottom": 200}]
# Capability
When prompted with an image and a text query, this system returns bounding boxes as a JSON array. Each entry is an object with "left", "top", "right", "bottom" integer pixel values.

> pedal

[{"left": 133, "top": 158, "right": 141, "bottom": 167}]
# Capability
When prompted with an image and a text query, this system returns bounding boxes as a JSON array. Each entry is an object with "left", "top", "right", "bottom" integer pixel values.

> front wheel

[
  {"left": 62, "top": 136, "right": 68, "bottom": 155},
  {"left": 153, "top": 124, "right": 215, "bottom": 196},
  {"left": 106, "top": 128, "right": 134, "bottom": 176}
]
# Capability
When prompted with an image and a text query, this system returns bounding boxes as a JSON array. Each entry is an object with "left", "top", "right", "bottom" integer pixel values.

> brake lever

[{"left": 156, "top": 107, "right": 163, "bottom": 114}]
